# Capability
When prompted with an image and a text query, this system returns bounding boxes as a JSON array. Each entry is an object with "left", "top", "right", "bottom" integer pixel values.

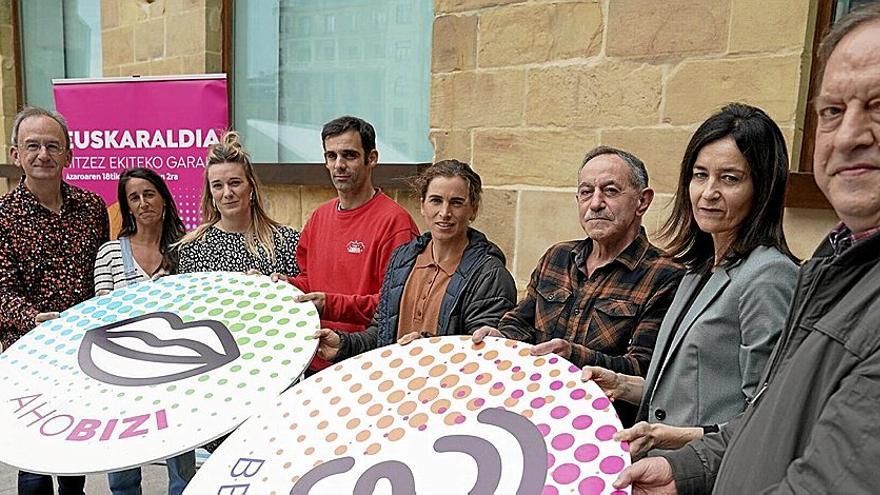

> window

[
  {"left": 788, "top": 0, "right": 864, "bottom": 209},
  {"left": 231, "top": 0, "right": 433, "bottom": 164},
  {"left": 18, "top": 0, "right": 102, "bottom": 109},
  {"left": 834, "top": 0, "right": 876, "bottom": 20}
]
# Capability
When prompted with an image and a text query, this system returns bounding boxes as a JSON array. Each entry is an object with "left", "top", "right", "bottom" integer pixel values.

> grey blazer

[{"left": 637, "top": 246, "right": 797, "bottom": 427}]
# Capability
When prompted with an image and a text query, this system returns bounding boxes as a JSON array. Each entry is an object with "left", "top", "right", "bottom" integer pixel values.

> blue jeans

[
  {"left": 17, "top": 471, "right": 85, "bottom": 495},
  {"left": 107, "top": 451, "right": 196, "bottom": 495}
]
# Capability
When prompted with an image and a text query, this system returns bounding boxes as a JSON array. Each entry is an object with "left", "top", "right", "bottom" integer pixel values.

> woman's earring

[{"left": 250, "top": 191, "right": 256, "bottom": 204}]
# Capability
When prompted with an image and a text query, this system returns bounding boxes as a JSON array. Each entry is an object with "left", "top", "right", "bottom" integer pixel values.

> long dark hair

[
  {"left": 118, "top": 168, "right": 186, "bottom": 273},
  {"left": 659, "top": 103, "right": 798, "bottom": 270}
]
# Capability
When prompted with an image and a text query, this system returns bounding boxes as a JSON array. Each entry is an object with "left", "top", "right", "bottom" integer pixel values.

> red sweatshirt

[{"left": 289, "top": 190, "right": 419, "bottom": 370}]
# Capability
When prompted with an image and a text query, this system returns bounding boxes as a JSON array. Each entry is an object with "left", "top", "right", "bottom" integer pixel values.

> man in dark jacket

[{"left": 615, "top": 5, "right": 880, "bottom": 494}]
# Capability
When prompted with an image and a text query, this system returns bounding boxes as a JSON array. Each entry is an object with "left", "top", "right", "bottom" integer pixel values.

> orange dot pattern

[{"left": 189, "top": 335, "right": 629, "bottom": 494}]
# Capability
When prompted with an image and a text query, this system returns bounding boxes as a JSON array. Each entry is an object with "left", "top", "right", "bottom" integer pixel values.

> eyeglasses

[{"left": 18, "top": 142, "right": 66, "bottom": 156}]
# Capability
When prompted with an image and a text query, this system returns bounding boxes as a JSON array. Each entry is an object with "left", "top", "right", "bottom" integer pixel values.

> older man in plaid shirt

[{"left": 474, "top": 146, "right": 683, "bottom": 425}]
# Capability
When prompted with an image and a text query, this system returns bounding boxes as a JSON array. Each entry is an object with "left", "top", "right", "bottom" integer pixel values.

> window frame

[
  {"left": 221, "top": 0, "right": 426, "bottom": 187},
  {"left": 786, "top": 0, "right": 836, "bottom": 209}
]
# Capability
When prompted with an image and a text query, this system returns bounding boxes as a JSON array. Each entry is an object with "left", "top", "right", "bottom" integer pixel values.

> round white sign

[
  {"left": 0, "top": 272, "right": 319, "bottom": 475},
  {"left": 188, "top": 336, "right": 631, "bottom": 495}
]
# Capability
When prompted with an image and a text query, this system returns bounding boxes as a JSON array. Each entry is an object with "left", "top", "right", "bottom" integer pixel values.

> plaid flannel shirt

[
  {"left": 499, "top": 229, "right": 683, "bottom": 376},
  {"left": 829, "top": 222, "right": 880, "bottom": 256}
]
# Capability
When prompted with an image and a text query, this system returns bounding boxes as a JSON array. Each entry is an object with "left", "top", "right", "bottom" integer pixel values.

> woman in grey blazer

[{"left": 582, "top": 103, "right": 799, "bottom": 457}]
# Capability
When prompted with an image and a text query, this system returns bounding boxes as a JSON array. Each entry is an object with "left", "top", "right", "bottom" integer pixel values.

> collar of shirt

[
  {"left": 13, "top": 177, "right": 74, "bottom": 215},
  {"left": 414, "top": 240, "right": 462, "bottom": 276},
  {"left": 573, "top": 227, "right": 650, "bottom": 276},
  {"left": 829, "top": 222, "right": 880, "bottom": 256}
]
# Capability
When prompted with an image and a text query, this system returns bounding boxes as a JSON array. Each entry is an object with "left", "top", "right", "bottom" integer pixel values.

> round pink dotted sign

[{"left": 187, "top": 336, "right": 631, "bottom": 494}]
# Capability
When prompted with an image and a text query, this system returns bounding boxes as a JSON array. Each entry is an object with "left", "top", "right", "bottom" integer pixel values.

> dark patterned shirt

[
  {"left": 177, "top": 225, "right": 300, "bottom": 277},
  {"left": 0, "top": 180, "right": 109, "bottom": 349},
  {"left": 499, "top": 229, "right": 683, "bottom": 376}
]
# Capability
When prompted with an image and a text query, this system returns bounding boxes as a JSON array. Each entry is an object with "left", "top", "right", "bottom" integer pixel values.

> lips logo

[{"left": 78, "top": 312, "right": 240, "bottom": 386}]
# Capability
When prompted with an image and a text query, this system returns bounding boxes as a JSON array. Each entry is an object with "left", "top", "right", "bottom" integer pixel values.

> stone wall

[
  {"left": 0, "top": 0, "right": 16, "bottom": 193},
  {"left": 101, "top": 0, "right": 222, "bottom": 77},
  {"left": 0, "top": 0, "right": 841, "bottom": 275},
  {"left": 429, "top": 0, "right": 839, "bottom": 285}
]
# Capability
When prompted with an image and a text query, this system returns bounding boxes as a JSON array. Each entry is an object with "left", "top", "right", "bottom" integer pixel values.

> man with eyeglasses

[{"left": 0, "top": 106, "right": 109, "bottom": 494}]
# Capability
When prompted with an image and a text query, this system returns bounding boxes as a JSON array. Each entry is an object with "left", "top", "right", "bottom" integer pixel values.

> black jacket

[{"left": 337, "top": 228, "right": 517, "bottom": 360}]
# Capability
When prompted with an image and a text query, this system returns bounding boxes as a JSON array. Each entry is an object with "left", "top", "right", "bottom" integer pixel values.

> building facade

[{"left": 0, "top": 0, "right": 843, "bottom": 287}]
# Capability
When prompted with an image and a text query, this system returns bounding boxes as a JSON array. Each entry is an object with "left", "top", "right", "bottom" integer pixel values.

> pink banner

[{"left": 53, "top": 76, "right": 229, "bottom": 231}]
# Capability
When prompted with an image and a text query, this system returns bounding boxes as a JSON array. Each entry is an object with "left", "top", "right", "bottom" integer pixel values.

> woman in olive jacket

[{"left": 315, "top": 160, "right": 517, "bottom": 362}]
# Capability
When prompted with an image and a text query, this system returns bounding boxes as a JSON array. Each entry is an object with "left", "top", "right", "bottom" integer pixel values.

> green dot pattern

[{"left": 0, "top": 272, "right": 319, "bottom": 473}]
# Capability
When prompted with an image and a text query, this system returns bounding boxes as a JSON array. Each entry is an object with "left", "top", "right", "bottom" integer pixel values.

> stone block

[
  {"left": 134, "top": 18, "right": 165, "bottom": 61},
  {"left": 599, "top": 127, "right": 694, "bottom": 194},
  {"left": 264, "top": 184, "right": 303, "bottom": 229},
  {"left": 430, "top": 129, "right": 471, "bottom": 163},
  {"left": 472, "top": 129, "right": 598, "bottom": 187},
  {"left": 167, "top": 10, "right": 206, "bottom": 57},
  {"left": 119, "top": 0, "right": 149, "bottom": 25},
  {"left": 0, "top": 25, "right": 13, "bottom": 62},
  {"left": 300, "top": 186, "right": 338, "bottom": 225},
  {"left": 118, "top": 61, "right": 151, "bottom": 77},
  {"left": 206, "top": 6, "right": 223, "bottom": 53},
  {"left": 147, "top": 0, "right": 167, "bottom": 18},
  {"left": 392, "top": 188, "right": 428, "bottom": 232},
  {"left": 783, "top": 207, "right": 839, "bottom": 261},
  {"left": 181, "top": 53, "right": 208, "bottom": 74},
  {"left": 526, "top": 62, "right": 663, "bottom": 127},
  {"left": 206, "top": 52, "right": 222, "bottom": 73},
  {"left": 0, "top": 2, "right": 11, "bottom": 23},
  {"left": 478, "top": 2, "right": 602, "bottom": 67},
  {"left": 641, "top": 192, "right": 675, "bottom": 243},
  {"left": 450, "top": 69, "right": 525, "bottom": 128},
  {"left": 149, "top": 56, "right": 184, "bottom": 76},
  {"left": 432, "top": 15, "right": 477, "bottom": 72},
  {"left": 167, "top": 0, "right": 205, "bottom": 14},
  {"left": 729, "top": 0, "right": 809, "bottom": 53},
  {"left": 2, "top": 86, "right": 17, "bottom": 116},
  {"left": 101, "top": 0, "right": 120, "bottom": 30},
  {"left": 430, "top": 73, "right": 454, "bottom": 129},
  {"left": 663, "top": 55, "right": 802, "bottom": 125},
  {"left": 470, "top": 188, "right": 517, "bottom": 269},
  {"left": 515, "top": 190, "right": 584, "bottom": 284},
  {"left": 102, "top": 26, "right": 134, "bottom": 67},
  {"left": 434, "top": 0, "right": 520, "bottom": 14},
  {"left": 0, "top": 56, "right": 14, "bottom": 91},
  {"left": 607, "top": 0, "right": 729, "bottom": 58}
]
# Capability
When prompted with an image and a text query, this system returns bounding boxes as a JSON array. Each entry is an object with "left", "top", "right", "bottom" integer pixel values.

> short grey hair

[
  {"left": 11, "top": 106, "right": 72, "bottom": 150},
  {"left": 579, "top": 145, "right": 649, "bottom": 189}
]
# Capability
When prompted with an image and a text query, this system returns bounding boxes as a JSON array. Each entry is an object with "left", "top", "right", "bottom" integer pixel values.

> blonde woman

[{"left": 178, "top": 131, "right": 299, "bottom": 276}]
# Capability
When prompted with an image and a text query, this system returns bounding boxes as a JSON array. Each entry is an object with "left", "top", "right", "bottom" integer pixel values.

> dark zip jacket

[{"left": 336, "top": 228, "right": 517, "bottom": 360}]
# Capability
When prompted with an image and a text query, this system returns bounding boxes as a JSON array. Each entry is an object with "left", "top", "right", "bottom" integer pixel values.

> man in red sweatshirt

[{"left": 288, "top": 116, "right": 419, "bottom": 372}]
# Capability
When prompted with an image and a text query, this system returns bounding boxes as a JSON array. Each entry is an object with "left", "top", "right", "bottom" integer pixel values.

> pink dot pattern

[{"left": 186, "top": 336, "right": 631, "bottom": 494}]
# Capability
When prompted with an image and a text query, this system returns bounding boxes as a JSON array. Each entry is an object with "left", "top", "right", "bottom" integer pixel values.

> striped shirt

[
  {"left": 499, "top": 229, "right": 684, "bottom": 376},
  {"left": 93, "top": 239, "right": 163, "bottom": 292}
]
